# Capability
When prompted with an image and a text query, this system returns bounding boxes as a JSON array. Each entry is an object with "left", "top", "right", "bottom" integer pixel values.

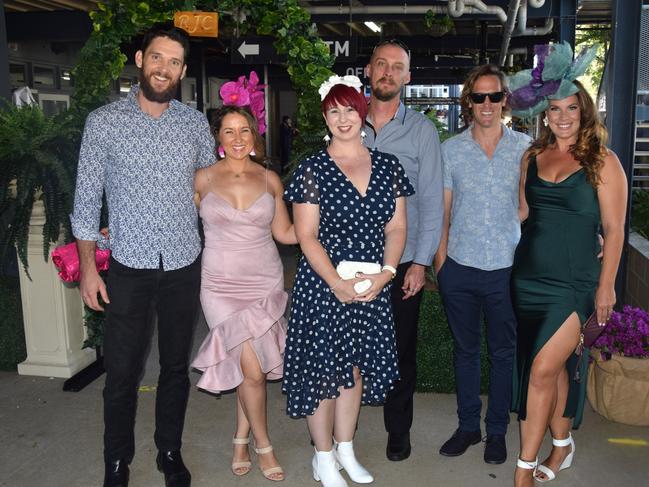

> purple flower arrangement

[{"left": 592, "top": 305, "right": 649, "bottom": 360}]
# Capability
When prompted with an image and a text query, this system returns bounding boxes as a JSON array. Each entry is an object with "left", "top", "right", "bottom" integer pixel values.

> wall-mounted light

[{"left": 364, "top": 21, "right": 382, "bottom": 33}]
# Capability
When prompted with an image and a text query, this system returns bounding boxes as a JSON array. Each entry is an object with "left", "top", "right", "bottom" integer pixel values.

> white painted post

[{"left": 17, "top": 200, "right": 95, "bottom": 378}]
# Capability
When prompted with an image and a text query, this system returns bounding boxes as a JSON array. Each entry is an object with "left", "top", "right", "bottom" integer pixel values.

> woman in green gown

[{"left": 510, "top": 79, "right": 627, "bottom": 486}]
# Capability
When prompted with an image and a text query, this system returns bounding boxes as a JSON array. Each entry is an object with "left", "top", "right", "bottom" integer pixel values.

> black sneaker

[
  {"left": 484, "top": 434, "right": 507, "bottom": 464},
  {"left": 439, "top": 429, "right": 482, "bottom": 457}
]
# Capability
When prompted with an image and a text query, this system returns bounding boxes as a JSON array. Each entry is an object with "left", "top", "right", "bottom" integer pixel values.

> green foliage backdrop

[{"left": 416, "top": 291, "right": 489, "bottom": 393}]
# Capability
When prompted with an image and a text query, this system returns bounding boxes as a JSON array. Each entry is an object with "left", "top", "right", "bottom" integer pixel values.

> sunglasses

[
  {"left": 469, "top": 91, "right": 505, "bottom": 104},
  {"left": 372, "top": 39, "right": 411, "bottom": 57}
]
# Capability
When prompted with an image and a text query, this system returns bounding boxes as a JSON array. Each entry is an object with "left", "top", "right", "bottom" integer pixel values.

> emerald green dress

[{"left": 511, "top": 156, "right": 601, "bottom": 429}]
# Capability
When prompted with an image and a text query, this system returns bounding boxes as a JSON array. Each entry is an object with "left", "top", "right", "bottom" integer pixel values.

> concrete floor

[
  {"left": 2, "top": 246, "right": 648, "bottom": 486},
  {"left": 2, "top": 316, "right": 649, "bottom": 487}
]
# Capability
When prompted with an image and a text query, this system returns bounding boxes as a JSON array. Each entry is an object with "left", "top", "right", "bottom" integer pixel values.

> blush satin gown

[{"left": 192, "top": 189, "right": 288, "bottom": 393}]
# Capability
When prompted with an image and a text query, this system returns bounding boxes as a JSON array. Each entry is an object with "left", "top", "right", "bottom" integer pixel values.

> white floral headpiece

[{"left": 318, "top": 75, "right": 363, "bottom": 100}]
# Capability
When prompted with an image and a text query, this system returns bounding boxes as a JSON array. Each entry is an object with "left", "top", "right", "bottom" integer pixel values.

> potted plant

[
  {"left": 0, "top": 103, "right": 79, "bottom": 274},
  {"left": 587, "top": 305, "right": 649, "bottom": 426}
]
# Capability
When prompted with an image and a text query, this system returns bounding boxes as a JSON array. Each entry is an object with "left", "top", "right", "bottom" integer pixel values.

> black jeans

[
  {"left": 383, "top": 261, "right": 425, "bottom": 435},
  {"left": 437, "top": 257, "right": 516, "bottom": 436},
  {"left": 103, "top": 256, "right": 201, "bottom": 463}
]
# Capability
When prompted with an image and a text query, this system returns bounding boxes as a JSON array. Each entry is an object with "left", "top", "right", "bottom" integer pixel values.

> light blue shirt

[
  {"left": 442, "top": 124, "right": 531, "bottom": 271},
  {"left": 364, "top": 103, "right": 444, "bottom": 266},
  {"left": 71, "top": 86, "right": 216, "bottom": 270}
]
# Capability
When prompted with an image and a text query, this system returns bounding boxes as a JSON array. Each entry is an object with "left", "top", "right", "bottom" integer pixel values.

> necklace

[{"left": 223, "top": 159, "right": 249, "bottom": 178}]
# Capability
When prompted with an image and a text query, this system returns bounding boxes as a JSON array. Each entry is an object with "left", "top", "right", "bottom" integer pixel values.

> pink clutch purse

[{"left": 51, "top": 241, "right": 111, "bottom": 283}]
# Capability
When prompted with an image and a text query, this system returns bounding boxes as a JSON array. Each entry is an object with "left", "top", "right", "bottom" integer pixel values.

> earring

[
  {"left": 250, "top": 148, "right": 256, "bottom": 156},
  {"left": 323, "top": 134, "right": 331, "bottom": 142},
  {"left": 218, "top": 146, "right": 225, "bottom": 158},
  {"left": 361, "top": 130, "right": 367, "bottom": 139},
  {"left": 542, "top": 117, "right": 548, "bottom": 127}
]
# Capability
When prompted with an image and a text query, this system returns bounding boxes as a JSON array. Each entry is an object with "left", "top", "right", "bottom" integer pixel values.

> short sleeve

[
  {"left": 284, "top": 156, "right": 320, "bottom": 204},
  {"left": 391, "top": 157, "right": 415, "bottom": 198}
]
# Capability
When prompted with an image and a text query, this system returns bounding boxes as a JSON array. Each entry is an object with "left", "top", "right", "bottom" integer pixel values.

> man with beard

[
  {"left": 71, "top": 26, "right": 215, "bottom": 487},
  {"left": 363, "top": 39, "right": 444, "bottom": 461}
]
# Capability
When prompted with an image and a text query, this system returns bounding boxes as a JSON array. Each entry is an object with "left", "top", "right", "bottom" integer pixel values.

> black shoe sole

[
  {"left": 439, "top": 436, "right": 482, "bottom": 457},
  {"left": 484, "top": 456, "right": 507, "bottom": 465},
  {"left": 386, "top": 445, "right": 411, "bottom": 462}
]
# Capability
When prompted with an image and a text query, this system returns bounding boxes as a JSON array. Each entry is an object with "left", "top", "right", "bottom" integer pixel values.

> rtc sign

[{"left": 231, "top": 37, "right": 358, "bottom": 64}]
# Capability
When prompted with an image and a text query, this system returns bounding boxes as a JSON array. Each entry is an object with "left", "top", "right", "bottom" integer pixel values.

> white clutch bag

[{"left": 336, "top": 261, "right": 381, "bottom": 293}]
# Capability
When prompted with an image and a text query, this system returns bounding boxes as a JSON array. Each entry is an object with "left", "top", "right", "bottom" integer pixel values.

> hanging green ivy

[{"left": 71, "top": 0, "right": 335, "bottom": 155}]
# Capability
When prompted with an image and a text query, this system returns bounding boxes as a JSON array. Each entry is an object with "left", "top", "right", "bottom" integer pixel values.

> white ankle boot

[
  {"left": 312, "top": 449, "right": 348, "bottom": 487},
  {"left": 334, "top": 441, "right": 374, "bottom": 484}
]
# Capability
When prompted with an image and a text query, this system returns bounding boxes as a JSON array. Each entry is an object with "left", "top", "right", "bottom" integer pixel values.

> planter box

[
  {"left": 625, "top": 232, "right": 649, "bottom": 310},
  {"left": 16, "top": 200, "right": 95, "bottom": 378},
  {"left": 587, "top": 351, "right": 649, "bottom": 426}
]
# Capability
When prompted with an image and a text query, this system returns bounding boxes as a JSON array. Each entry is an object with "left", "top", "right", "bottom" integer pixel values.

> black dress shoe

[
  {"left": 484, "top": 434, "right": 507, "bottom": 464},
  {"left": 439, "top": 429, "right": 482, "bottom": 457},
  {"left": 156, "top": 450, "right": 191, "bottom": 487},
  {"left": 386, "top": 432, "right": 411, "bottom": 461},
  {"left": 103, "top": 459, "right": 129, "bottom": 487}
]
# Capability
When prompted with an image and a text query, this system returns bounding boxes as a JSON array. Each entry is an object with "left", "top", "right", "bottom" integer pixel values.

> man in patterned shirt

[
  {"left": 434, "top": 65, "right": 530, "bottom": 465},
  {"left": 71, "top": 26, "right": 215, "bottom": 487}
]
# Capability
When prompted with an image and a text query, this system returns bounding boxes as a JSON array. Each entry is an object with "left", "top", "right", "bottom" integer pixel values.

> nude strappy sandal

[
  {"left": 231, "top": 437, "right": 252, "bottom": 476},
  {"left": 255, "top": 444, "right": 285, "bottom": 481}
]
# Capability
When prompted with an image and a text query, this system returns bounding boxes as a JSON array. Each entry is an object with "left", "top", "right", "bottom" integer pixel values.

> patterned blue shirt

[
  {"left": 71, "top": 86, "right": 216, "bottom": 270},
  {"left": 442, "top": 124, "right": 531, "bottom": 270}
]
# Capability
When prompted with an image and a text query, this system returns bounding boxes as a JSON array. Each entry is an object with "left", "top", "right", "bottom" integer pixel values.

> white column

[{"left": 17, "top": 200, "right": 95, "bottom": 378}]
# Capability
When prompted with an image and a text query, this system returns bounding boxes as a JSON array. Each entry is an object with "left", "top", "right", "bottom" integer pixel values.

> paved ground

[{"left": 2, "top": 245, "right": 648, "bottom": 486}]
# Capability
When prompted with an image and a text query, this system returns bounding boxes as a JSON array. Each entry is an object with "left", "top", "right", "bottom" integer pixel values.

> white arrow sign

[{"left": 238, "top": 40, "right": 260, "bottom": 58}]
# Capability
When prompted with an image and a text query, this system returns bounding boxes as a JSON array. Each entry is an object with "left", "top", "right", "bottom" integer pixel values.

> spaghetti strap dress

[
  {"left": 511, "top": 156, "right": 601, "bottom": 428},
  {"left": 192, "top": 173, "right": 288, "bottom": 393},
  {"left": 282, "top": 148, "right": 414, "bottom": 418}
]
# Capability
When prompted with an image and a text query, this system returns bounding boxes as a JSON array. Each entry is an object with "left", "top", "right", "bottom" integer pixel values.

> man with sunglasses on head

[
  {"left": 433, "top": 65, "right": 530, "bottom": 465},
  {"left": 364, "top": 39, "right": 444, "bottom": 462}
]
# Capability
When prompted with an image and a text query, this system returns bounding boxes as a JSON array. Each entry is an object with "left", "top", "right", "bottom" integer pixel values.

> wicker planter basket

[{"left": 587, "top": 351, "right": 649, "bottom": 426}]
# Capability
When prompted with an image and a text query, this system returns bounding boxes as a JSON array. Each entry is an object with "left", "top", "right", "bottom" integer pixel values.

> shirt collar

[{"left": 366, "top": 101, "right": 407, "bottom": 127}]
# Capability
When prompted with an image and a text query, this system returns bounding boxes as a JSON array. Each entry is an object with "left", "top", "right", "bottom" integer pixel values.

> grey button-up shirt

[
  {"left": 442, "top": 124, "right": 531, "bottom": 271},
  {"left": 364, "top": 102, "right": 444, "bottom": 266},
  {"left": 71, "top": 86, "right": 216, "bottom": 270}
]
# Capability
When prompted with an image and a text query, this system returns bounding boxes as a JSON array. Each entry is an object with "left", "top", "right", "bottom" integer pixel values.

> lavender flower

[{"left": 592, "top": 305, "right": 649, "bottom": 360}]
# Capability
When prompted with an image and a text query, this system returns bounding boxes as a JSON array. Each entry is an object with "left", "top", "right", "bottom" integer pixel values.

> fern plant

[{"left": 0, "top": 104, "right": 80, "bottom": 273}]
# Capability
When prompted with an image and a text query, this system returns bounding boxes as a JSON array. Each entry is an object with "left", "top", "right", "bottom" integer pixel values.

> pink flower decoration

[
  {"left": 219, "top": 82, "right": 250, "bottom": 107},
  {"left": 219, "top": 71, "right": 266, "bottom": 134}
]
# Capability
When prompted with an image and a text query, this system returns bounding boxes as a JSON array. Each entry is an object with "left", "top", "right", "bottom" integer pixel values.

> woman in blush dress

[
  {"left": 191, "top": 105, "right": 296, "bottom": 482},
  {"left": 508, "top": 44, "right": 627, "bottom": 487},
  {"left": 283, "top": 76, "right": 413, "bottom": 487}
]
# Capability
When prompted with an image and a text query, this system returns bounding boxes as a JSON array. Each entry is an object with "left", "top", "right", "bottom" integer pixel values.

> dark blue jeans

[
  {"left": 103, "top": 256, "right": 201, "bottom": 463},
  {"left": 437, "top": 257, "right": 516, "bottom": 436}
]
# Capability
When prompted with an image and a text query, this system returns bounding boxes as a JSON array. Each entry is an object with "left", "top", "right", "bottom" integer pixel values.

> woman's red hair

[{"left": 321, "top": 84, "right": 368, "bottom": 121}]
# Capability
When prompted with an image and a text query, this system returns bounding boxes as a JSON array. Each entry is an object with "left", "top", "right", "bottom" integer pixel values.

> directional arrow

[{"left": 238, "top": 40, "right": 260, "bottom": 58}]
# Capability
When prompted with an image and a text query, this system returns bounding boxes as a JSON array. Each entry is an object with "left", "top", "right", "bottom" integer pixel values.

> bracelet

[
  {"left": 330, "top": 278, "right": 343, "bottom": 292},
  {"left": 381, "top": 265, "right": 397, "bottom": 279}
]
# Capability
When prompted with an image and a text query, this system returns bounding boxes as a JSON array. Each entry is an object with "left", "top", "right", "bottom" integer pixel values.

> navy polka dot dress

[{"left": 282, "top": 148, "right": 415, "bottom": 418}]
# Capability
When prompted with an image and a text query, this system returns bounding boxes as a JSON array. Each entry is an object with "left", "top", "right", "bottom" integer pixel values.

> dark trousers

[
  {"left": 383, "top": 261, "right": 424, "bottom": 435},
  {"left": 103, "top": 256, "right": 201, "bottom": 463},
  {"left": 437, "top": 257, "right": 516, "bottom": 436}
]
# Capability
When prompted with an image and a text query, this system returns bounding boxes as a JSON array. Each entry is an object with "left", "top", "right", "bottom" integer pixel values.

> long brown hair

[
  {"left": 528, "top": 80, "right": 607, "bottom": 187},
  {"left": 212, "top": 105, "right": 266, "bottom": 164}
]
